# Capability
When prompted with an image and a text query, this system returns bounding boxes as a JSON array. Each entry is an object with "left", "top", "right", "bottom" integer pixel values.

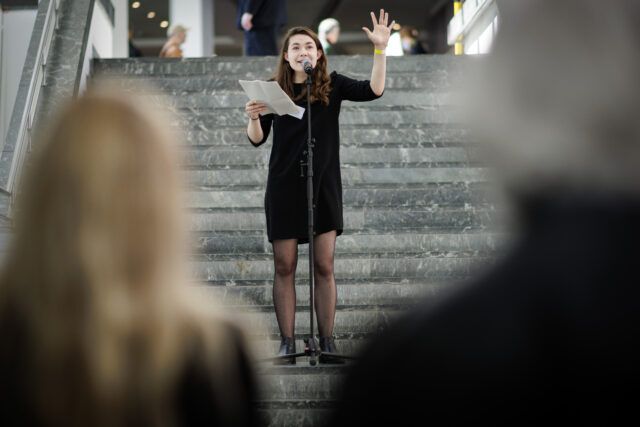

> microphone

[{"left": 302, "top": 59, "right": 314, "bottom": 75}]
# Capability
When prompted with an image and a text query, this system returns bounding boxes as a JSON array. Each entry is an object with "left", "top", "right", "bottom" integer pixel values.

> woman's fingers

[
  {"left": 245, "top": 101, "right": 266, "bottom": 115},
  {"left": 245, "top": 100, "right": 266, "bottom": 108},
  {"left": 246, "top": 101, "right": 267, "bottom": 119},
  {"left": 370, "top": 11, "right": 376, "bottom": 27}
]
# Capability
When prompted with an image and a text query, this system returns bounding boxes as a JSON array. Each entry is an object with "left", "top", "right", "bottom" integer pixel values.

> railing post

[{"left": 454, "top": 1, "right": 464, "bottom": 55}]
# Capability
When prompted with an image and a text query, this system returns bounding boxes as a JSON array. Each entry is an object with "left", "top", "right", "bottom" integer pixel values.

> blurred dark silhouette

[
  {"left": 0, "top": 87, "right": 258, "bottom": 427},
  {"left": 128, "top": 29, "right": 143, "bottom": 58},
  {"left": 331, "top": 0, "right": 640, "bottom": 425},
  {"left": 399, "top": 25, "right": 427, "bottom": 54},
  {"left": 237, "top": 0, "right": 287, "bottom": 56}
]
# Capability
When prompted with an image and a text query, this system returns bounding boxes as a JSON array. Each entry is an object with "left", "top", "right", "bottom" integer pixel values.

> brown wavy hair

[{"left": 274, "top": 27, "right": 332, "bottom": 106}]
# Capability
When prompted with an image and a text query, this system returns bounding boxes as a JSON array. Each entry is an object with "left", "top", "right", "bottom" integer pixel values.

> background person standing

[
  {"left": 318, "top": 18, "right": 342, "bottom": 55},
  {"left": 159, "top": 24, "right": 188, "bottom": 58},
  {"left": 237, "top": 0, "right": 287, "bottom": 56}
]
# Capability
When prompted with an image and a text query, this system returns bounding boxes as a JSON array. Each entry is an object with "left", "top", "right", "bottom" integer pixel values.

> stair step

[
  {"left": 189, "top": 206, "right": 493, "bottom": 232},
  {"left": 90, "top": 55, "right": 491, "bottom": 427},
  {"left": 183, "top": 146, "right": 477, "bottom": 168},
  {"left": 184, "top": 167, "right": 486, "bottom": 187},
  {"left": 182, "top": 125, "right": 473, "bottom": 147},
  {"left": 230, "top": 308, "right": 403, "bottom": 339},
  {"left": 193, "top": 231, "right": 499, "bottom": 255},
  {"left": 257, "top": 403, "right": 333, "bottom": 427},
  {"left": 257, "top": 365, "right": 346, "bottom": 400},
  {"left": 187, "top": 184, "right": 492, "bottom": 209},
  {"left": 193, "top": 280, "right": 447, "bottom": 308},
  {"left": 93, "top": 55, "right": 471, "bottom": 76},
  {"left": 96, "top": 72, "right": 458, "bottom": 93},
  {"left": 141, "top": 90, "right": 458, "bottom": 109},
  {"left": 172, "top": 106, "right": 460, "bottom": 128},
  {"left": 191, "top": 254, "right": 488, "bottom": 282},
  {"left": 249, "top": 338, "right": 369, "bottom": 359}
]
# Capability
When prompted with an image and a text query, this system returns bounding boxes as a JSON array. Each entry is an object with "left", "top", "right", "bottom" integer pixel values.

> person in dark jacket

[
  {"left": 330, "top": 0, "right": 640, "bottom": 425},
  {"left": 237, "top": 0, "right": 287, "bottom": 56}
]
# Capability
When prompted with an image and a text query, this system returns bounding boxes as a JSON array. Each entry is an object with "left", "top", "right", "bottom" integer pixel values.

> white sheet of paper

[{"left": 239, "top": 80, "right": 305, "bottom": 120}]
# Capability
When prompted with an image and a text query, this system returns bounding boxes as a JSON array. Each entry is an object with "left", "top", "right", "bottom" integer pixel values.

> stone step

[
  {"left": 96, "top": 71, "right": 458, "bottom": 93},
  {"left": 142, "top": 90, "right": 458, "bottom": 109},
  {"left": 187, "top": 184, "right": 491, "bottom": 209},
  {"left": 173, "top": 106, "right": 460, "bottom": 128},
  {"left": 250, "top": 337, "right": 368, "bottom": 360},
  {"left": 194, "top": 280, "right": 446, "bottom": 308},
  {"left": 257, "top": 366, "right": 345, "bottom": 401},
  {"left": 88, "top": 55, "right": 479, "bottom": 427},
  {"left": 93, "top": 55, "right": 469, "bottom": 76},
  {"left": 257, "top": 404, "right": 332, "bottom": 427},
  {"left": 189, "top": 206, "right": 493, "bottom": 232},
  {"left": 193, "top": 231, "right": 498, "bottom": 255},
  {"left": 182, "top": 125, "right": 472, "bottom": 147},
  {"left": 184, "top": 167, "right": 486, "bottom": 188},
  {"left": 183, "top": 146, "right": 477, "bottom": 168},
  {"left": 229, "top": 308, "right": 404, "bottom": 338},
  {"left": 191, "top": 254, "right": 488, "bottom": 282}
]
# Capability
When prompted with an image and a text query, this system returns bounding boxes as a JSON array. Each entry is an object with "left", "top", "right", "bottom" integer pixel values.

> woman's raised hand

[
  {"left": 245, "top": 100, "right": 267, "bottom": 120},
  {"left": 362, "top": 9, "right": 394, "bottom": 49}
]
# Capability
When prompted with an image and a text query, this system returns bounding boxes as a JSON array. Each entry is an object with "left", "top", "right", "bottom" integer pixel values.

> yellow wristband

[{"left": 374, "top": 48, "right": 385, "bottom": 55}]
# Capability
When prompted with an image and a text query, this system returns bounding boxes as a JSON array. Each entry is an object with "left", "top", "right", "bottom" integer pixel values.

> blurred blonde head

[
  {"left": 0, "top": 85, "right": 247, "bottom": 425},
  {"left": 167, "top": 24, "right": 188, "bottom": 42},
  {"left": 471, "top": 0, "right": 640, "bottom": 197}
]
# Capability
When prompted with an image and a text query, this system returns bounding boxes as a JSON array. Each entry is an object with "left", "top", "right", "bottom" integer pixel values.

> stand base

[{"left": 263, "top": 336, "right": 358, "bottom": 366}]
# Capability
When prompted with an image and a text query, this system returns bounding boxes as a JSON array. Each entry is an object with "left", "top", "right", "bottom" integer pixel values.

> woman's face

[{"left": 284, "top": 34, "right": 322, "bottom": 74}]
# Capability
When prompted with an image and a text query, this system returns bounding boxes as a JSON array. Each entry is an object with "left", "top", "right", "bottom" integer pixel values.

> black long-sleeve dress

[{"left": 250, "top": 71, "right": 382, "bottom": 243}]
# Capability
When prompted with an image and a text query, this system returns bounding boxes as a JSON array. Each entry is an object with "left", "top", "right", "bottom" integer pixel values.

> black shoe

[
  {"left": 274, "top": 337, "right": 296, "bottom": 365},
  {"left": 319, "top": 336, "right": 345, "bottom": 364}
]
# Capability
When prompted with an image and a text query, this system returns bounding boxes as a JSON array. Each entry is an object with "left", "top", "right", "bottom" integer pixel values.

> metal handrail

[{"left": 4, "top": 0, "right": 60, "bottom": 206}]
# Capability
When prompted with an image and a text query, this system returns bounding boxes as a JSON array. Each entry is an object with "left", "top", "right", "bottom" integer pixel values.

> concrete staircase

[{"left": 93, "top": 55, "right": 495, "bottom": 426}]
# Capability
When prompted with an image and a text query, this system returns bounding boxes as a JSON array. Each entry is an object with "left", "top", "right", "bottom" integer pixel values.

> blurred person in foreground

[
  {"left": 0, "top": 88, "right": 257, "bottom": 426},
  {"left": 160, "top": 25, "right": 188, "bottom": 58},
  {"left": 331, "top": 0, "right": 640, "bottom": 425}
]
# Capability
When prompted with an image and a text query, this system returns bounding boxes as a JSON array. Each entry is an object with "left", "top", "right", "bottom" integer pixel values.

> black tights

[{"left": 272, "top": 231, "right": 338, "bottom": 338}]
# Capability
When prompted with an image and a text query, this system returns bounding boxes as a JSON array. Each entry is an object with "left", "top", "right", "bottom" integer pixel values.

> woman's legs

[
  {"left": 313, "top": 230, "right": 338, "bottom": 337},
  {"left": 272, "top": 239, "right": 298, "bottom": 338}
]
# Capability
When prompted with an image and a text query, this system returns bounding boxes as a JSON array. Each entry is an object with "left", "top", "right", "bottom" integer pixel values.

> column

[{"left": 169, "top": 0, "right": 214, "bottom": 57}]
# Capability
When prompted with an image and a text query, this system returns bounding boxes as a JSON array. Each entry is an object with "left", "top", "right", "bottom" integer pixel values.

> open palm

[{"left": 362, "top": 9, "right": 395, "bottom": 49}]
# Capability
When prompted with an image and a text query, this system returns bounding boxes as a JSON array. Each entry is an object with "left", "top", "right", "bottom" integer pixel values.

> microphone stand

[
  {"left": 265, "top": 66, "right": 356, "bottom": 366},
  {"left": 301, "top": 69, "right": 320, "bottom": 366}
]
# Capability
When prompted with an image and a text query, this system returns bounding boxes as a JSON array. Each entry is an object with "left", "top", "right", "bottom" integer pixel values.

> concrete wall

[
  {"left": 170, "top": 0, "right": 215, "bottom": 57},
  {"left": 89, "top": 0, "right": 128, "bottom": 59},
  {"left": 90, "top": 1, "right": 115, "bottom": 58},
  {"left": 77, "top": 0, "right": 129, "bottom": 93},
  {"left": 113, "top": 0, "right": 128, "bottom": 57},
  {"left": 0, "top": 8, "right": 37, "bottom": 145}
]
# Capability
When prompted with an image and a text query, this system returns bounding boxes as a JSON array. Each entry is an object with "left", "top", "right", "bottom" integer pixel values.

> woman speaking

[{"left": 245, "top": 10, "right": 393, "bottom": 363}]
